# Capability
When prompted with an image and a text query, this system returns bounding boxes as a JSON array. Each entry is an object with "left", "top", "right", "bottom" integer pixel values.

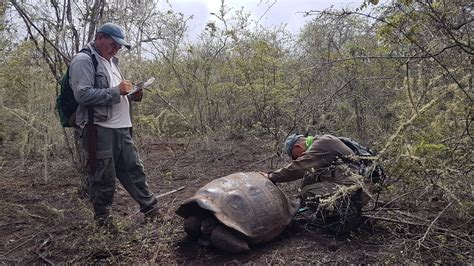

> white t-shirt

[{"left": 94, "top": 55, "right": 132, "bottom": 128}]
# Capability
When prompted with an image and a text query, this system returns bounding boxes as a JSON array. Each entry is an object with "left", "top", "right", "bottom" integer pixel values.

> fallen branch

[
  {"left": 1, "top": 235, "right": 37, "bottom": 257},
  {"left": 33, "top": 238, "right": 55, "bottom": 266},
  {"left": 0, "top": 222, "right": 27, "bottom": 228},
  {"left": 268, "top": 249, "right": 279, "bottom": 264},
  {"left": 368, "top": 191, "right": 412, "bottom": 213},
  {"left": 33, "top": 250, "right": 55, "bottom": 265},
  {"left": 0, "top": 223, "right": 59, "bottom": 257},
  {"left": 365, "top": 214, "right": 472, "bottom": 245},
  {"left": 3, "top": 202, "right": 47, "bottom": 220},
  {"left": 416, "top": 202, "right": 453, "bottom": 249}
]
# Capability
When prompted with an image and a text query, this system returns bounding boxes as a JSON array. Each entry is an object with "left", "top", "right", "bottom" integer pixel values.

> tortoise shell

[{"left": 176, "top": 172, "right": 299, "bottom": 244}]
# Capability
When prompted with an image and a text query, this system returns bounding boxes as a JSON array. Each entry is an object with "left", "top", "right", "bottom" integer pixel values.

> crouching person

[{"left": 264, "top": 133, "right": 384, "bottom": 235}]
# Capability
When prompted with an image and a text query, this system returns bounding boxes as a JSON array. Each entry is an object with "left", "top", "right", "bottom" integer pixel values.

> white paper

[{"left": 128, "top": 77, "right": 155, "bottom": 95}]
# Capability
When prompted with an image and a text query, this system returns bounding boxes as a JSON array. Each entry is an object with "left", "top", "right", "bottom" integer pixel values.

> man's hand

[
  {"left": 131, "top": 81, "right": 144, "bottom": 98},
  {"left": 258, "top": 172, "right": 269, "bottom": 178},
  {"left": 119, "top": 80, "right": 133, "bottom": 95},
  {"left": 131, "top": 88, "right": 143, "bottom": 98},
  {"left": 258, "top": 171, "right": 276, "bottom": 184}
]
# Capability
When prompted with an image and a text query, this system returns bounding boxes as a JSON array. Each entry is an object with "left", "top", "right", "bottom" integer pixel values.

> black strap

[{"left": 79, "top": 48, "right": 98, "bottom": 81}]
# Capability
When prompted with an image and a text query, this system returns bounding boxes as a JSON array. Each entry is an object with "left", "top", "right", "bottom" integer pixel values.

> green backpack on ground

[{"left": 56, "top": 48, "right": 97, "bottom": 127}]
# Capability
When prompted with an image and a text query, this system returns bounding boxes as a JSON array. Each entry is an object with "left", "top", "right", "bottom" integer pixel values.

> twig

[
  {"left": 3, "top": 202, "right": 47, "bottom": 220},
  {"left": 405, "top": 62, "right": 418, "bottom": 114},
  {"left": 378, "top": 91, "right": 447, "bottom": 158},
  {"left": 308, "top": 9, "right": 472, "bottom": 102},
  {"left": 10, "top": 0, "right": 70, "bottom": 62},
  {"left": 174, "top": 139, "right": 192, "bottom": 164},
  {"left": 0, "top": 222, "right": 27, "bottom": 228},
  {"left": 1, "top": 235, "right": 37, "bottom": 257},
  {"left": 126, "top": 187, "right": 185, "bottom": 219},
  {"left": 240, "top": 153, "right": 278, "bottom": 168},
  {"left": 1, "top": 223, "right": 59, "bottom": 257},
  {"left": 268, "top": 249, "right": 279, "bottom": 264},
  {"left": 416, "top": 202, "right": 453, "bottom": 249},
  {"left": 365, "top": 214, "right": 472, "bottom": 245},
  {"left": 364, "top": 207, "right": 406, "bottom": 212},
  {"left": 390, "top": 210, "right": 431, "bottom": 223},
  {"left": 1, "top": 106, "right": 47, "bottom": 136},
  {"left": 33, "top": 250, "right": 55, "bottom": 265},
  {"left": 369, "top": 191, "right": 411, "bottom": 213},
  {"left": 155, "top": 92, "right": 196, "bottom": 133}
]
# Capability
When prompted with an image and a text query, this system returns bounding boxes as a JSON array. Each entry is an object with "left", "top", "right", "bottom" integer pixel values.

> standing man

[
  {"left": 263, "top": 133, "right": 375, "bottom": 234},
  {"left": 69, "top": 22, "right": 159, "bottom": 231}
]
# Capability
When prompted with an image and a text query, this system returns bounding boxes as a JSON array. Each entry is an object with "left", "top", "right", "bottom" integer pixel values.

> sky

[{"left": 159, "top": 0, "right": 368, "bottom": 38}]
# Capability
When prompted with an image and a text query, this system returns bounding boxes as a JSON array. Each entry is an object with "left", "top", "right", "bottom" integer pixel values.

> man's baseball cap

[
  {"left": 283, "top": 133, "right": 304, "bottom": 159},
  {"left": 97, "top": 23, "right": 131, "bottom": 50}
]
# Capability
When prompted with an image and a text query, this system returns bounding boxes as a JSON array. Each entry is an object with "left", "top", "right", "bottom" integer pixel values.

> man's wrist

[{"left": 268, "top": 173, "right": 276, "bottom": 184}]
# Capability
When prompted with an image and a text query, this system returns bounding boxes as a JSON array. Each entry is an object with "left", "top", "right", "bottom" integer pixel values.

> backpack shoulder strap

[
  {"left": 338, "top": 137, "right": 375, "bottom": 157},
  {"left": 78, "top": 47, "right": 98, "bottom": 124},
  {"left": 79, "top": 48, "right": 98, "bottom": 72}
]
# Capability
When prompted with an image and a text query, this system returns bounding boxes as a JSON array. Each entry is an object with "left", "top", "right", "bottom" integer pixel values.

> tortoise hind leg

[{"left": 210, "top": 225, "right": 250, "bottom": 253}]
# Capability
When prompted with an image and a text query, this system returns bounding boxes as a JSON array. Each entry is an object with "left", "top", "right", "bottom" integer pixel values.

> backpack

[
  {"left": 338, "top": 137, "right": 386, "bottom": 184},
  {"left": 56, "top": 48, "right": 98, "bottom": 127}
]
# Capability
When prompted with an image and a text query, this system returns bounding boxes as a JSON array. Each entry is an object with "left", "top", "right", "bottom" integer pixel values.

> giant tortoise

[{"left": 175, "top": 172, "right": 299, "bottom": 253}]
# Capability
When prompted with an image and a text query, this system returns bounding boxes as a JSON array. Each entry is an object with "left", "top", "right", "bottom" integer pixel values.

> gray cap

[
  {"left": 97, "top": 22, "right": 131, "bottom": 50},
  {"left": 283, "top": 133, "right": 304, "bottom": 159}
]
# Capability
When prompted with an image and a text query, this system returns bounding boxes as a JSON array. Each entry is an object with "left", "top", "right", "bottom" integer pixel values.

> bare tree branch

[
  {"left": 10, "top": 0, "right": 70, "bottom": 63},
  {"left": 306, "top": 9, "right": 473, "bottom": 102}
]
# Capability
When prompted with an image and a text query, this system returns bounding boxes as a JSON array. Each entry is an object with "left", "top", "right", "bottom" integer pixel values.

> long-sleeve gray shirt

[{"left": 69, "top": 43, "right": 121, "bottom": 127}]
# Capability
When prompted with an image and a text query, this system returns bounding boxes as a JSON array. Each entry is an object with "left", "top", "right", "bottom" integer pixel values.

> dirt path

[{"left": 0, "top": 138, "right": 467, "bottom": 264}]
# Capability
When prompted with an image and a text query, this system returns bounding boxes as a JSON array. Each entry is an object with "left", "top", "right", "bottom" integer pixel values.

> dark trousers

[{"left": 83, "top": 126, "right": 157, "bottom": 221}]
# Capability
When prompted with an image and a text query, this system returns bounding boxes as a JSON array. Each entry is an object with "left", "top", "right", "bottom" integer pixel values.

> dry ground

[{"left": 0, "top": 137, "right": 471, "bottom": 264}]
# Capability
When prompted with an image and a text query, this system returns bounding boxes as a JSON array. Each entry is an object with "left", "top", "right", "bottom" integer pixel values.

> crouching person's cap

[{"left": 283, "top": 133, "right": 304, "bottom": 159}]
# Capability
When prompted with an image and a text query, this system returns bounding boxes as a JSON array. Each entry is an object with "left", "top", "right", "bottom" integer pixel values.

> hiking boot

[
  {"left": 96, "top": 217, "right": 119, "bottom": 235},
  {"left": 144, "top": 206, "right": 161, "bottom": 222}
]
